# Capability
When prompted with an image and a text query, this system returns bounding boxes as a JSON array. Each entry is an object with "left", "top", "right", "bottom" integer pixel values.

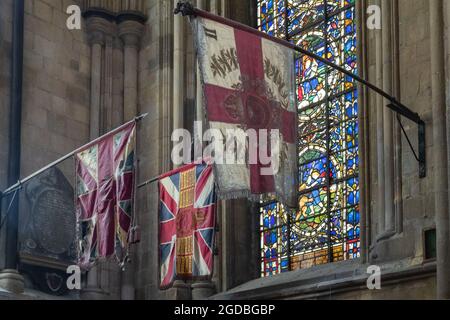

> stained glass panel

[{"left": 257, "top": 0, "right": 360, "bottom": 277}]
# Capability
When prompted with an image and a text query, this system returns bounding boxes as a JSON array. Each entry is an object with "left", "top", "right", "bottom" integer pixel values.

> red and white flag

[{"left": 192, "top": 14, "right": 297, "bottom": 206}]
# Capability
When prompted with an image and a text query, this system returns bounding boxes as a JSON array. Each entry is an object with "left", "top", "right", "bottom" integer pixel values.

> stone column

[
  {"left": 118, "top": 19, "right": 144, "bottom": 301},
  {"left": 430, "top": 0, "right": 450, "bottom": 300},
  {"left": 374, "top": 0, "right": 385, "bottom": 236},
  {"left": 119, "top": 20, "right": 144, "bottom": 121},
  {"left": 191, "top": 0, "right": 218, "bottom": 300},
  {"left": 173, "top": 0, "right": 185, "bottom": 149},
  {"left": 210, "top": 0, "right": 220, "bottom": 15},
  {"left": 194, "top": 0, "right": 205, "bottom": 164},
  {"left": 195, "top": 0, "right": 204, "bottom": 124},
  {"left": 355, "top": 0, "right": 370, "bottom": 263},
  {"left": 82, "top": 17, "right": 110, "bottom": 300},
  {"left": 88, "top": 30, "right": 103, "bottom": 140},
  {"left": 220, "top": 0, "right": 228, "bottom": 17},
  {"left": 112, "top": 37, "right": 124, "bottom": 128},
  {"left": 392, "top": 0, "right": 403, "bottom": 234},
  {"left": 381, "top": 0, "right": 395, "bottom": 233},
  {"left": 102, "top": 34, "right": 114, "bottom": 132},
  {"left": 169, "top": 0, "right": 191, "bottom": 300}
]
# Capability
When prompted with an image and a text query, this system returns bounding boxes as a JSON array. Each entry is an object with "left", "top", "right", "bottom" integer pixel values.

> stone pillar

[
  {"left": 355, "top": 0, "right": 370, "bottom": 263},
  {"left": 430, "top": 0, "right": 450, "bottom": 300},
  {"left": 88, "top": 30, "right": 103, "bottom": 140},
  {"left": 82, "top": 17, "right": 111, "bottom": 300},
  {"left": 119, "top": 20, "right": 143, "bottom": 121},
  {"left": 392, "top": 0, "right": 403, "bottom": 234},
  {"left": 210, "top": 0, "right": 220, "bottom": 15},
  {"left": 118, "top": 19, "right": 144, "bottom": 301},
  {"left": 220, "top": 0, "right": 228, "bottom": 17},
  {"left": 374, "top": 0, "right": 385, "bottom": 236},
  {"left": 192, "top": 281, "right": 215, "bottom": 300},
  {"left": 112, "top": 37, "right": 124, "bottom": 128},
  {"left": 168, "top": 280, "right": 191, "bottom": 300},
  {"left": 191, "top": 0, "right": 218, "bottom": 300},
  {"left": 82, "top": 1, "right": 147, "bottom": 301},
  {"left": 173, "top": 0, "right": 185, "bottom": 155},
  {"left": 103, "top": 34, "right": 114, "bottom": 132},
  {"left": 381, "top": 0, "right": 395, "bottom": 233},
  {"left": 195, "top": 0, "right": 204, "bottom": 125}
]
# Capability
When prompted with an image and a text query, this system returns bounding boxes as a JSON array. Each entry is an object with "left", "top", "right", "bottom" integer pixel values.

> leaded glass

[{"left": 257, "top": 0, "right": 360, "bottom": 277}]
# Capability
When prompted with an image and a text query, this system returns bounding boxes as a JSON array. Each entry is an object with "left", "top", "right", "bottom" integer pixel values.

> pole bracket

[
  {"left": 418, "top": 120, "right": 426, "bottom": 178},
  {"left": 174, "top": 1, "right": 195, "bottom": 16}
]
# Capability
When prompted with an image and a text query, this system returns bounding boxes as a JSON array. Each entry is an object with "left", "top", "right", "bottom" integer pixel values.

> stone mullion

[{"left": 356, "top": 0, "right": 370, "bottom": 263}]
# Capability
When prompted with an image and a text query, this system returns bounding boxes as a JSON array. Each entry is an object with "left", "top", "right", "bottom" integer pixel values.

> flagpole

[
  {"left": 0, "top": 113, "right": 148, "bottom": 198},
  {"left": 175, "top": 1, "right": 426, "bottom": 178}
]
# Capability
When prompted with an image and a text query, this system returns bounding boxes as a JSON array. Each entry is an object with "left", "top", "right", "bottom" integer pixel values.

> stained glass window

[{"left": 258, "top": 0, "right": 360, "bottom": 277}]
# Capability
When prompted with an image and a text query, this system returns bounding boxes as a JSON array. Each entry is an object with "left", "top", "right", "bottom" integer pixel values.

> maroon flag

[
  {"left": 76, "top": 122, "right": 136, "bottom": 268},
  {"left": 192, "top": 13, "right": 297, "bottom": 206}
]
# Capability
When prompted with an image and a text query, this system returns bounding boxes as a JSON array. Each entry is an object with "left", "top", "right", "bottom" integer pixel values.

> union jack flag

[
  {"left": 159, "top": 162, "right": 216, "bottom": 289},
  {"left": 76, "top": 122, "right": 136, "bottom": 269}
]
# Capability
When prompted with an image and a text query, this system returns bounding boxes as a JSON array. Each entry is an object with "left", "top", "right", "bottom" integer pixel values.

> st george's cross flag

[
  {"left": 159, "top": 163, "right": 216, "bottom": 289},
  {"left": 76, "top": 122, "right": 136, "bottom": 269},
  {"left": 192, "top": 13, "right": 297, "bottom": 206}
]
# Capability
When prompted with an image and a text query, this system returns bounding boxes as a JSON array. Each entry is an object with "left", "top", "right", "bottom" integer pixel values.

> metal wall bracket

[{"left": 418, "top": 120, "right": 426, "bottom": 178}]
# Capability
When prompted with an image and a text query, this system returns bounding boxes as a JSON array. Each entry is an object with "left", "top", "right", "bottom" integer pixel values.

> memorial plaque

[
  {"left": 19, "top": 167, "right": 77, "bottom": 295},
  {"left": 33, "top": 189, "right": 75, "bottom": 255}
]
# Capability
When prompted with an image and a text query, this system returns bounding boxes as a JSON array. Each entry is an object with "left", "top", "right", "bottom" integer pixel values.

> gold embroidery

[
  {"left": 179, "top": 168, "right": 195, "bottom": 209},
  {"left": 176, "top": 236, "right": 193, "bottom": 275}
]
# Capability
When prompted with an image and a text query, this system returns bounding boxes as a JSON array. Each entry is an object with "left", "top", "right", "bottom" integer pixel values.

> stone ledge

[
  {"left": 0, "top": 288, "right": 80, "bottom": 300},
  {"left": 211, "top": 259, "right": 436, "bottom": 300}
]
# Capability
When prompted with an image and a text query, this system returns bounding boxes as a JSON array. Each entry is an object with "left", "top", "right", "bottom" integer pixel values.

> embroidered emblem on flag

[
  {"left": 159, "top": 163, "right": 216, "bottom": 289},
  {"left": 192, "top": 15, "right": 298, "bottom": 207},
  {"left": 76, "top": 122, "right": 136, "bottom": 268}
]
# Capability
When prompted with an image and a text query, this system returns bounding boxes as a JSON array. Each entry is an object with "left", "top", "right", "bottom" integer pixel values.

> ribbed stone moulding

[{"left": 83, "top": 0, "right": 146, "bottom": 15}]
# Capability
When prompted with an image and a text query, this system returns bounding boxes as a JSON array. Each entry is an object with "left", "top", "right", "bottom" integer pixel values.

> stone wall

[
  {"left": 21, "top": 0, "right": 90, "bottom": 178},
  {"left": 366, "top": 0, "right": 436, "bottom": 267}
]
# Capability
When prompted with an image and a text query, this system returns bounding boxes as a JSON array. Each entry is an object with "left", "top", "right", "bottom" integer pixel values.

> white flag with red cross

[{"left": 192, "top": 14, "right": 297, "bottom": 207}]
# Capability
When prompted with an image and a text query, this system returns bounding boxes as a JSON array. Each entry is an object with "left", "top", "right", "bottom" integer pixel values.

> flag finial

[{"left": 174, "top": 1, "right": 195, "bottom": 16}]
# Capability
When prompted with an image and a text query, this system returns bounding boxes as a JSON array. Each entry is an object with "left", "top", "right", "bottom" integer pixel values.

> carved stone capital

[
  {"left": 118, "top": 20, "right": 144, "bottom": 48},
  {"left": 84, "top": 0, "right": 146, "bottom": 16},
  {"left": 113, "top": 36, "right": 123, "bottom": 50},
  {"left": 86, "top": 16, "right": 116, "bottom": 46}
]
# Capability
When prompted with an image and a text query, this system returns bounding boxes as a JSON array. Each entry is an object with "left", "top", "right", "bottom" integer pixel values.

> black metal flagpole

[
  {"left": 0, "top": 114, "right": 148, "bottom": 200},
  {"left": 174, "top": 1, "right": 426, "bottom": 179}
]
